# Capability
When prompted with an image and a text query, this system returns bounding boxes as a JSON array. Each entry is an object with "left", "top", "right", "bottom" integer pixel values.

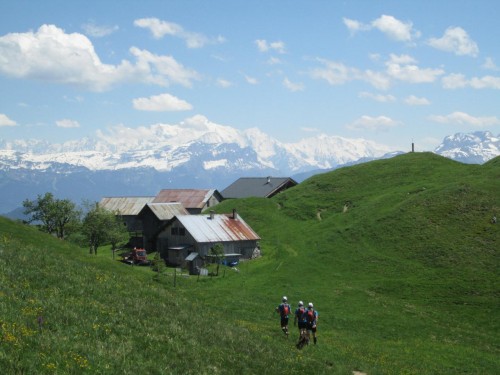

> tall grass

[{"left": 1, "top": 152, "right": 499, "bottom": 374}]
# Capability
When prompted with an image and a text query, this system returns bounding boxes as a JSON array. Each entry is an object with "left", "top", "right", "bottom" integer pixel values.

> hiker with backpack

[
  {"left": 305, "top": 302, "right": 319, "bottom": 345},
  {"left": 276, "top": 296, "right": 291, "bottom": 337},
  {"left": 294, "top": 301, "right": 309, "bottom": 348}
]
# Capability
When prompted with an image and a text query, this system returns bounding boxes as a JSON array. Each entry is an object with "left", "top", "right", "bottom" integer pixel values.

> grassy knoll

[{"left": 1, "top": 152, "right": 499, "bottom": 374}]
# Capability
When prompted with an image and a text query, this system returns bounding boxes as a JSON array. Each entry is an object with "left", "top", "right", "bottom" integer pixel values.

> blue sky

[{"left": 0, "top": 0, "right": 499, "bottom": 151}]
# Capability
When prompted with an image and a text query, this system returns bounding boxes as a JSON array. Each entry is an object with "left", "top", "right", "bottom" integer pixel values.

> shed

[
  {"left": 157, "top": 210, "right": 261, "bottom": 269},
  {"left": 99, "top": 196, "right": 155, "bottom": 247},
  {"left": 152, "top": 189, "right": 223, "bottom": 214},
  {"left": 221, "top": 177, "right": 297, "bottom": 199},
  {"left": 137, "top": 203, "right": 189, "bottom": 251}
]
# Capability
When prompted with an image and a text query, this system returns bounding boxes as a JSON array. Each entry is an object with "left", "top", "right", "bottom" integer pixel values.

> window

[
  {"left": 171, "top": 227, "right": 178, "bottom": 235},
  {"left": 179, "top": 228, "right": 186, "bottom": 236}
]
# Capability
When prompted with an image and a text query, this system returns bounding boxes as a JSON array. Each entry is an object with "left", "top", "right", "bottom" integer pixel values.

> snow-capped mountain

[
  {"left": 434, "top": 131, "right": 500, "bottom": 164},
  {"left": 0, "top": 122, "right": 498, "bottom": 216},
  {"left": 0, "top": 115, "right": 393, "bottom": 173}
]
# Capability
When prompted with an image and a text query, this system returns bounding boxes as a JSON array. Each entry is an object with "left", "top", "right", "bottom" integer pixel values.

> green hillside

[{"left": 1, "top": 152, "right": 499, "bottom": 374}]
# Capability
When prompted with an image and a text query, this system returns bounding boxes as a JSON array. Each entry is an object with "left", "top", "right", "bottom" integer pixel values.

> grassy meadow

[{"left": 1, "top": 152, "right": 499, "bottom": 374}]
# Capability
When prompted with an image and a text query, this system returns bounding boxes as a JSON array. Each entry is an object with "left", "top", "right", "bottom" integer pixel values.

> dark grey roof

[{"left": 221, "top": 177, "right": 297, "bottom": 199}]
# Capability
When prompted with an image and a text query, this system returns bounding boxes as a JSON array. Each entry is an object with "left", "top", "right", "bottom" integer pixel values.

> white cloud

[
  {"left": 82, "top": 22, "right": 118, "bottom": 37},
  {"left": 283, "top": 77, "right": 304, "bottom": 92},
  {"left": 428, "top": 111, "right": 500, "bottom": 127},
  {"left": 404, "top": 95, "right": 430, "bottom": 106},
  {"left": 56, "top": 119, "right": 80, "bottom": 128},
  {"left": 244, "top": 75, "right": 258, "bottom": 85},
  {"left": 255, "top": 39, "right": 286, "bottom": 54},
  {"left": 346, "top": 115, "right": 401, "bottom": 131},
  {"left": 132, "top": 93, "right": 193, "bottom": 111},
  {"left": 310, "top": 59, "right": 357, "bottom": 85},
  {"left": 363, "top": 70, "right": 392, "bottom": 90},
  {"left": 267, "top": 57, "right": 282, "bottom": 65},
  {"left": 371, "top": 15, "right": 419, "bottom": 42},
  {"left": 134, "top": 18, "right": 224, "bottom": 48},
  {"left": 442, "top": 73, "right": 500, "bottom": 89},
  {"left": 482, "top": 57, "right": 499, "bottom": 71},
  {"left": 0, "top": 25, "right": 200, "bottom": 91},
  {"left": 385, "top": 54, "right": 444, "bottom": 83},
  {"left": 342, "top": 18, "right": 370, "bottom": 34},
  {"left": 427, "top": 27, "right": 479, "bottom": 57},
  {"left": 358, "top": 91, "right": 396, "bottom": 102},
  {"left": 216, "top": 78, "right": 232, "bottom": 88},
  {"left": 0, "top": 113, "right": 17, "bottom": 127},
  {"left": 343, "top": 15, "right": 419, "bottom": 42}
]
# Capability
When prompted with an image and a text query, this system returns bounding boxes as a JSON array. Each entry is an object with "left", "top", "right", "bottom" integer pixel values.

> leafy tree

[
  {"left": 210, "top": 243, "right": 224, "bottom": 276},
  {"left": 23, "top": 193, "right": 80, "bottom": 239},
  {"left": 82, "top": 203, "right": 128, "bottom": 255}
]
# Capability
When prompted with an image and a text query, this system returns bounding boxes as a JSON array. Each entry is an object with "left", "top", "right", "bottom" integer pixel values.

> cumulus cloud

[
  {"left": 255, "top": 39, "right": 286, "bottom": 54},
  {"left": 56, "top": 119, "right": 80, "bottom": 128},
  {"left": 82, "top": 22, "right": 118, "bottom": 37},
  {"left": 343, "top": 15, "right": 419, "bottom": 42},
  {"left": 404, "top": 95, "right": 430, "bottom": 105},
  {"left": 358, "top": 91, "right": 396, "bottom": 102},
  {"left": 428, "top": 111, "right": 500, "bottom": 127},
  {"left": 283, "top": 77, "right": 304, "bottom": 92},
  {"left": 385, "top": 54, "right": 444, "bottom": 83},
  {"left": 310, "top": 55, "right": 442, "bottom": 89},
  {"left": 442, "top": 73, "right": 500, "bottom": 89},
  {"left": 134, "top": 18, "right": 224, "bottom": 48},
  {"left": 0, "top": 25, "right": 200, "bottom": 91},
  {"left": 427, "top": 27, "right": 478, "bottom": 57},
  {"left": 0, "top": 113, "right": 16, "bottom": 127},
  {"left": 244, "top": 75, "right": 258, "bottom": 85},
  {"left": 132, "top": 93, "right": 193, "bottom": 111},
  {"left": 346, "top": 115, "right": 401, "bottom": 131}
]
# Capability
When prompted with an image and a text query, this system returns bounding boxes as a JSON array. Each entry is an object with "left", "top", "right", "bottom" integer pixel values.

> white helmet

[
  {"left": 308, "top": 302, "right": 313, "bottom": 308},
  {"left": 298, "top": 301, "right": 304, "bottom": 307},
  {"left": 282, "top": 296, "right": 287, "bottom": 302}
]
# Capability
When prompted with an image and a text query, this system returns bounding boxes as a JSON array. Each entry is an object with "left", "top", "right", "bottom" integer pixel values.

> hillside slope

[{"left": 1, "top": 152, "right": 498, "bottom": 374}]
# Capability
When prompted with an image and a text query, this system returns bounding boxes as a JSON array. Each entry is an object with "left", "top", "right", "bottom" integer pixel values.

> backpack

[
  {"left": 306, "top": 309, "right": 315, "bottom": 323},
  {"left": 281, "top": 304, "right": 290, "bottom": 316},
  {"left": 296, "top": 307, "right": 305, "bottom": 319}
]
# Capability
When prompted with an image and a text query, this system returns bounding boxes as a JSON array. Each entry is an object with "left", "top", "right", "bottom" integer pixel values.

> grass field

[{"left": 1, "top": 152, "right": 499, "bottom": 374}]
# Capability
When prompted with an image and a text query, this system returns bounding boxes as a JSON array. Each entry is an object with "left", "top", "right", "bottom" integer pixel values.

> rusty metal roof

[
  {"left": 152, "top": 189, "right": 218, "bottom": 209},
  {"left": 175, "top": 213, "right": 261, "bottom": 243},
  {"left": 142, "top": 203, "right": 188, "bottom": 220},
  {"left": 99, "top": 196, "right": 154, "bottom": 215},
  {"left": 221, "top": 177, "right": 297, "bottom": 199}
]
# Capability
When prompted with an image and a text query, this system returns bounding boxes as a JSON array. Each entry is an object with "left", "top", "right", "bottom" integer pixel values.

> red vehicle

[{"left": 123, "top": 247, "right": 149, "bottom": 265}]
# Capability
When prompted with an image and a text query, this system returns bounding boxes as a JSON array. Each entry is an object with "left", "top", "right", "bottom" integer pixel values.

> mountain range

[{"left": 0, "top": 119, "right": 498, "bottom": 216}]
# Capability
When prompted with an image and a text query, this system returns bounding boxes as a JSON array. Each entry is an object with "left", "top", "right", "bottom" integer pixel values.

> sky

[{"left": 0, "top": 0, "right": 499, "bottom": 152}]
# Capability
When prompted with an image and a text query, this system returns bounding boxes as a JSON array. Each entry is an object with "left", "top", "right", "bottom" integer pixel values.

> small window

[
  {"left": 171, "top": 227, "right": 179, "bottom": 235},
  {"left": 179, "top": 228, "right": 186, "bottom": 236}
]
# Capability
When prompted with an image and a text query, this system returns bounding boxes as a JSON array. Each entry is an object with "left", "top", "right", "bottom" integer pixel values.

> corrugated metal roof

[
  {"left": 99, "top": 196, "right": 155, "bottom": 215},
  {"left": 221, "top": 177, "right": 297, "bottom": 199},
  {"left": 144, "top": 203, "right": 188, "bottom": 220},
  {"left": 152, "top": 189, "right": 217, "bottom": 209},
  {"left": 176, "top": 213, "right": 261, "bottom": 243}
]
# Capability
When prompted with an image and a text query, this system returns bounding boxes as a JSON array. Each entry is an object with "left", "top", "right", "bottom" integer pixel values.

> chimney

[
  {"left": 209, "top": 210, "right": 215, "bottom": 220},
  {"left": 232, "top": 208, "right": 237, "bottom": 219}
]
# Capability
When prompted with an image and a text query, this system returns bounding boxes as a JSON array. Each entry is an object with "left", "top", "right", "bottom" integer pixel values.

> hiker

[
  {"left": 276, "top": 296, "right": 291, "bottom": 336},
  {"left": 305, "top": 302, "right": 319, "bottom": 345},
  {"left": 294, "top": 301, "right": 308, "bottom": 348}
]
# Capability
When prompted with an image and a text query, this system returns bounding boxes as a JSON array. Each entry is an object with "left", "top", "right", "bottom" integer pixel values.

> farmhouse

[
  {"left": 99, "top": 196, "right": 155, "bottom": 246},
  {"left": 221, "top": 176, "right": 297, "bottom": 199},
  {"left": 157, "top": 209, "right": 261, "bottom": 273},
  {"left": 137, "top": 203, "right": 189, "bottom": 251},
  {"left": 152, "top": 189, "right": 223, "bottom": 214}
]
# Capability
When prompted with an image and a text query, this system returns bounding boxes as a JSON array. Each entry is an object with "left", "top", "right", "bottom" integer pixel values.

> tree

[
  {"left": 82, "top": 203, "right": 128, "bottom": 255},
  {"left": 23, "top": 193, "right": 80, "bottom": 239},
  {"left": 210, "top": 243, "right": 224, "bottom": 276}
]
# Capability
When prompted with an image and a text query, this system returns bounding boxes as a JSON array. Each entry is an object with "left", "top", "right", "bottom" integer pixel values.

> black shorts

[
  {"left": 307, "top": 323, "right": 317, "bottom": 333},
  {"left": 298, "top": 321, "right": 307, "bottom": 330},
  {"left": 280, "top": 317, "right": 289, "bottom": 326}
]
